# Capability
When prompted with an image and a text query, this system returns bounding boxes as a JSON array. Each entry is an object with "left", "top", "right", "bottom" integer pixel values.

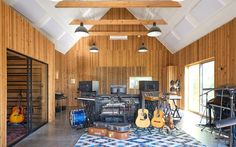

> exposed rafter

[
  {"left": 89, "top": 31, "right": 147, "bottom": 36},
  {"left": 70, "top": 19, "right": 167, "bottom": 25},
  {"left": 55, "top": 1, "right": 181, "bottom": 8}
]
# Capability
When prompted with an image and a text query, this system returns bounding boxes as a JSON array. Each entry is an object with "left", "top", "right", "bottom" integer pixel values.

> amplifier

[
  {"left": 139, "top": 81, "right": 159, "bottom": 92},
  {"left": 78, "top": 81, "right": 99, "bottom": 94}
]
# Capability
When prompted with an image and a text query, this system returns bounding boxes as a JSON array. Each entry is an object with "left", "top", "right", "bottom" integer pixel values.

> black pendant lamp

[
  {"left": 138, "top": 43, "right": 148, "bottom": 53},
  {"left": 147, "top": 22, "right": 162, "bottom": 37},
  {"left": 89, "top": 43, "right": 99, "bottom": 53},
  {"left": 75, "top": 22, "right": 89, "bottom": 37}
]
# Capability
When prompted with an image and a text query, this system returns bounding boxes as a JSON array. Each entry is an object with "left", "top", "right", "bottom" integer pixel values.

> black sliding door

[
  {"left": 7, "top": 51, "right": 29, "bottom": 146},
  {"left": 7, "top": 50, "right": 48, "bottom": 146},
  {"left": 31, "top": 60, "right": 48, "bottom": 130}
]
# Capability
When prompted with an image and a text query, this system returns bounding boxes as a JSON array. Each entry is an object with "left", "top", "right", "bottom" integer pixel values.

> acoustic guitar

[
  {"left": 151, "top": 107, "right": 165, "bottom": 128},
  {"left": 9, "top": 91, "right": 24, "bottom": 123},
  {"left": 135, "top": 92, "right": 150, "bottom": 128}
]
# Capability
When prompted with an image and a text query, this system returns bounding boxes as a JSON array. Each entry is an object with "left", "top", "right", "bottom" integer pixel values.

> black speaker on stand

[{"left": 78, "top": 81, "right": 99, "bottom": 97}]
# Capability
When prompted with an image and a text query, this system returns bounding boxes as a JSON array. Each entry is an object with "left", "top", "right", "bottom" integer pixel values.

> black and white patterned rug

[{"left": 74, "top": 128, "right": 205, "bottom": 147}]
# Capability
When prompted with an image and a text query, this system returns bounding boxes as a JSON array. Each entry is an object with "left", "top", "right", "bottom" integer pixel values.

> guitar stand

[
  {"left": 134, "top": 127, "right": 152, "bottom": 136},
  {"left": 171, "top": 99, "right": 182, "bottom": 119}
]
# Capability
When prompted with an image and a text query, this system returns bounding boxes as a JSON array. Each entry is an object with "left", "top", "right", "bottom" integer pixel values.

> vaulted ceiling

[{"left": 5, "top": 0, "right": 236, "bottom": 54}]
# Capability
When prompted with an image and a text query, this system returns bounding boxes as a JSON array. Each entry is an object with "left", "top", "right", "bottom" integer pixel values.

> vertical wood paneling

[
  {"left": 0, "top": 1, "right": 56, "bottom": 146},
  {"left": 0, "top": 1, "right": 7, "bottom": 146},
  {"left": 162, "top": 66, "right": 177, "bottom": 93},
  {"left": 55, "top": 51, "right": 69, "bottom": 107},
  {"left": 173, "top": 18, "right": 236, "bottom": 109},
  {"left": 55, "top": 8, "right": 173, "bottom": 106}
]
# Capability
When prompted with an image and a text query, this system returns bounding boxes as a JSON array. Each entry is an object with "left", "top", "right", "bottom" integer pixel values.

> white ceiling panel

[
  {"left": 4, "top": 0, "right": 236, "bottom": 54},
  {"left": 165, "top": 31, "right": 180, "bottom": 47},
  {"left": 10, "top": 0, "right": 47, "bottom": 25},
  {"left": 174, "top": 17, "right": 195, "bottom": 39},
  {"left": 41, "top": 18, "right": 65, "bottom": 40},
  {"left": 56, "top": 33, "right": 80, "bottom": 54},
  {"left": 190, "top": 0, "right": 224, "bottom": 23},
  {"left": 128, "top": 8, "right": 162, "bottom": 20}
]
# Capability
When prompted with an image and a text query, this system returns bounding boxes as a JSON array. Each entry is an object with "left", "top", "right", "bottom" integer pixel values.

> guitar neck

[
  {"left": 17, "top": 91, "right": 23, "bottom": 106},
  {"left": 142, "top": 92, "right": 145, "bottom": 111}
]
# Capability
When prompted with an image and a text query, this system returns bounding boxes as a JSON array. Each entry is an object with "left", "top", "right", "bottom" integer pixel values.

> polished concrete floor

[
  {"left": 14, "top": 110, "right": 83, "bottom": 147},
  {"left": 176, "top": 111, "right": 227, "bottom": 147},
  {"left": 14, "top": 108, "right": 229, "bottom": 147}
]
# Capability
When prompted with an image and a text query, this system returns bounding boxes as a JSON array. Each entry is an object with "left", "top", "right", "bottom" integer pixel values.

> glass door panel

[
  {"left": 185, "top": 60, "right": 214, "bottom": 114},
  {"left": 188, "top": 64, "right": 200, "bottom": 113},
  {"left": 7, "top": 51, "right": 29, "bottom": 146},
  {"left": 31, "top": 60, "right": 48, "bottom": 130},
  {"left": 200, "top": 61, "right": 215, "bottom": 114},
  {"left": 7, "top": 50, "right": 48, "bottom": 146}
]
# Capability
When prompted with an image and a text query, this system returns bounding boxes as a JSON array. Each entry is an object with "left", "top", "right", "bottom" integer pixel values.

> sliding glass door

[
  {"left": 200, "top": 61, "right": 215, "bottom": 114},
  {"left": 185, "top": 60, "right": 214, "bottom": 114},
  {"left": 7, "top": 50, "right": 48, "bottom": 146},
  {"left": 31, "top": 60, "right": 48, "bottom": 130},
  {"left": 187, "top": 64, "right": 200, "bottom": 113}
]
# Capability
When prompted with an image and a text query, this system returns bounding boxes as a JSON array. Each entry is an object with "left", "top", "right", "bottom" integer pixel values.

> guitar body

[
  {"left": 135, "top": 109, "right": 150, "bottom": 128},
  {"left": 151, "top": 109, "right": 165, "bottom": 128},
  {"left": 167, "top": 113, "right": 174, "bottom": 129},
  {"left": 9, "top": 106, "right": 24, "bottom": 123}
]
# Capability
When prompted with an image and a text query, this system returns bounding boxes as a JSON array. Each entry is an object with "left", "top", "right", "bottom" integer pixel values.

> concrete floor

[
  {"left": 14, "top": 109, "right": 229, "bottom": 147},
  {"left": 14, "top": 110, "right": 83, "bottom": 147},
  {"left": 176, "top": 111, "right": 227, "bottom": 147}
]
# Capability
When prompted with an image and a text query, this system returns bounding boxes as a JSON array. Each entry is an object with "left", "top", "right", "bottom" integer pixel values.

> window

[{"left": 129, "top": 77, "right": 152, "bottom": 89}]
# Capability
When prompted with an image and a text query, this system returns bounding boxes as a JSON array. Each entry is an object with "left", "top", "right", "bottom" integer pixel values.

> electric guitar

[
  {"left": 135, "top": 92, "right": 150, "bottom": 128},
  {"left": 9, "top": 91, "right": 24, "bottom": 123},
  {"left": 151, "top": 107, "right": 165, "bottom": 128},
  {"left": 167, "top": 113, "right": 174, "bottom": 130}
]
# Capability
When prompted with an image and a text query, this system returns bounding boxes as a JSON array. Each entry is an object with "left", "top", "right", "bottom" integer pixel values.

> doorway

[
  {"left": 185, "top": 60, "right": 215, "bottom": 114},
  {"left": 7, "top": 50, "right": 48, "bottom": 146}
]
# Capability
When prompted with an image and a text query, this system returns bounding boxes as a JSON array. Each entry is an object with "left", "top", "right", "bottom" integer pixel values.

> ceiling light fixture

[
  {"left": 75, "top": 22, "right": 89, "bottom": 37},
  {"left": 138, "top": 43, "right": 148, "bottom": 53},
  {"left": 147, "top": 22, "right": 162, "bottom": 37},
  {"left": 89, "top": 43, "right": 99, "bottom": 53}
]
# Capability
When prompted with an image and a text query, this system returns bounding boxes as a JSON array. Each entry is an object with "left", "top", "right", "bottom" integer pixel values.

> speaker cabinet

[
  {"left": 78, "top": 81, "right": 99, "bottom": 94},
  {"left": 139, "top": 81, "right": 159, "bottom": 92}
]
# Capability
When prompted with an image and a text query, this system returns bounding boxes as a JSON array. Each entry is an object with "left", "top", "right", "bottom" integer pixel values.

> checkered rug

[{"left": 74, "top": 128, "right": 205, "bottom": 147}]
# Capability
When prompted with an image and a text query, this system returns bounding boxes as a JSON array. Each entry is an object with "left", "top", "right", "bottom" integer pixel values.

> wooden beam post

[
  {"left": 70, "top": 19, "right": 167, "bottom": 25},
  {"left": 55, "top": 1, "right": 181, "bottom": 8},
  {"left": 89, "top": 31, "right": 147, "bottom": 36},
  {"left": 0, "top": 0, "right": 7, "bottom": 146}
]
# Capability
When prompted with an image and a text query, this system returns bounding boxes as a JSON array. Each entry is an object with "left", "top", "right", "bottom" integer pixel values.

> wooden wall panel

[
  {"left": 0, "top": 1, "right": 56, "bottom": 146},
  {"left": 173, "top": 18, "right": 236, "bottom": 109},
  {"left": 55, "top": 51, "right": 68, "bottom": 106},
  {"left": 0, "top": 1, "right": 7, "bottom": 146},
  {"left": 55, "top": 9, "right": 173, "bottom": 106},
  {"left": 162, "top": 66, "right": 177, "bottom": 93}
]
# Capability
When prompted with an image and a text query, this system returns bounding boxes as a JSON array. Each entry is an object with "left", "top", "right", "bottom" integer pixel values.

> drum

[{"left": 70, "top": 109, "right": 86, "bottom": 128}]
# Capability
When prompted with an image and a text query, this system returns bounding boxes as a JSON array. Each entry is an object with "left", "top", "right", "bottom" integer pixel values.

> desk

[
  {"left": 55, "top": 94, "right": 67, "bottom": 113},
  {"left": 169, "top": 95, "right": 182, "bottom": 119}
]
